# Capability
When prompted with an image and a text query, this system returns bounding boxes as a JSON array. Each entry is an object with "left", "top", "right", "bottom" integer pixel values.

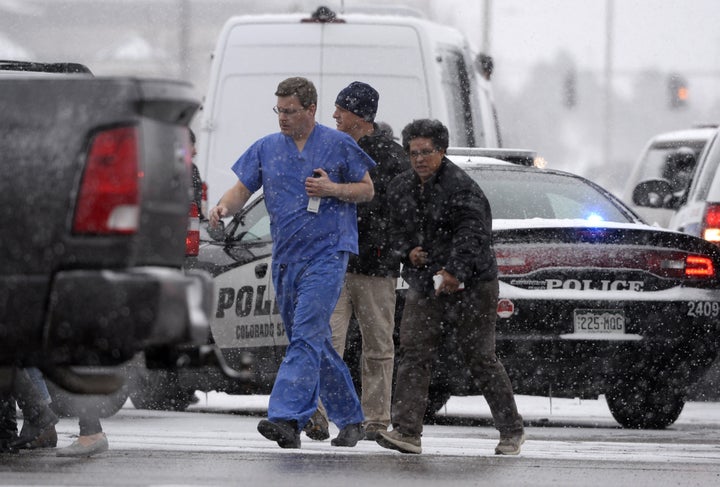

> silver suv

[
  {"left": 667, "top": 127, "right": 720, "bottom": 240},
  {"left": 624, "top": 125, "right": 717, "bottom": 227}
]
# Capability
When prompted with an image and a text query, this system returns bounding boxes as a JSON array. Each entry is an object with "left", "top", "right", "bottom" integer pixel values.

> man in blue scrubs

[{"left": 208, "top": 77, "right": 375, "bottom": 449}]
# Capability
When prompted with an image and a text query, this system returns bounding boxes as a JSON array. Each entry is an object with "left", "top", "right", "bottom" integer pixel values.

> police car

[{"left": 181, "top": 150, "right": 720, "bottom": 430}]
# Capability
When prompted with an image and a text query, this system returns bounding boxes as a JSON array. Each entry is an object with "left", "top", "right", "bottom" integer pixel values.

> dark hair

[
  {"left": 401, "top": 119, "right": 449, "bottom": 152},
  {"left": 189, "top": 128, "right": 196, "bottom": 145},
  {"left": 275, "top": 77, "right": 317, "bottom": 108}
]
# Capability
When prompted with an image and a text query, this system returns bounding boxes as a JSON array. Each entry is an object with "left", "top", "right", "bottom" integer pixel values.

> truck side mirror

[{"left": 475, "top": 53, "right": 493, "bottom": 80}]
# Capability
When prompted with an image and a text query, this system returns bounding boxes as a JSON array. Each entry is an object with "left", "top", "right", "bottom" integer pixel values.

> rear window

[{"left": 464, "top": 168, "right": 632, "bottom": 223}]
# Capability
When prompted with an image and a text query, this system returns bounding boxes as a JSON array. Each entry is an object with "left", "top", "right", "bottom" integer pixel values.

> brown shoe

[
  {"left": 376, "top": 429, "right": 422, "bottom": 454},
  {"left": 302, "top": 410, "right": 329, "bottom": 441},
  {"left": 11, "top": 423, "right": 57, "bottom": 449},
  {"left": 495, "top": 431, "right": 525, "bottom": 455},
  {"left": 363, "top": 423, "right": 388, "bottom": 441}
]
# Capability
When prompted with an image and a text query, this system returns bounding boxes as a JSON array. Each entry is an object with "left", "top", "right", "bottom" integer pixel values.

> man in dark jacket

[
  {"left": 304, "top": 82, "right": 410, "bottom": 442},
  {"left": 375, "top": 119, "right": 525, "bottom": 455}
]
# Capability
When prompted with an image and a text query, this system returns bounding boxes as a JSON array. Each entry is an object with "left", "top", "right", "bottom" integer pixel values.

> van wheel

[
  {"left": 605, "top": 377, "right": 684, "bottom": 429},
  {"left": 47, "top": 381, "right": 129, "bottom": 419},
  {"left": 128, "top": 369, "right": 193, "bottom": 412}
]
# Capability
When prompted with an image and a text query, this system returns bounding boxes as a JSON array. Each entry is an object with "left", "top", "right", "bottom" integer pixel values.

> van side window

[{"left": 439, "top": 48, "right": 475, "bottom": 147}]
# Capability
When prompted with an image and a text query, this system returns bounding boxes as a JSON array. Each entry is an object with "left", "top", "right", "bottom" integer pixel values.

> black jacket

[
  {"left": 388, "top": 157, "right": 497, "bottom": 294},
  {"left": 347, "top": 127, "right": 410, "bottom": 277}
]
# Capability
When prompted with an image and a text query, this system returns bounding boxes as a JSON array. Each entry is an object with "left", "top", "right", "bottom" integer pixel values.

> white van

[{"left": 196, "top": 6, "right": 501, "bottom": 204}]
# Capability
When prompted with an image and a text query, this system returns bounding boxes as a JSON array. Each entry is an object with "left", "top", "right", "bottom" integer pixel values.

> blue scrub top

[{"left": 232, "top": 124, "right": 376, "bottom": 264}]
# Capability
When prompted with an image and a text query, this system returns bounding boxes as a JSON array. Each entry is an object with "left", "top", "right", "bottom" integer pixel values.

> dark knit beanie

[{"left": 335, "top": 81, "right": 379, "bottom": 122}]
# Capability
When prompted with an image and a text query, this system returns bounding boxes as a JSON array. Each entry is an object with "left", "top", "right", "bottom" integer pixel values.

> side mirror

[
  {"left": 475, "top": 53, "right": 493, "bottom": 80},
  {"left": 632, "top": 179, "right": 675, "bottom": 208},
  {"left": 206, "top": 219, "right": 226, "bottom": 241}
]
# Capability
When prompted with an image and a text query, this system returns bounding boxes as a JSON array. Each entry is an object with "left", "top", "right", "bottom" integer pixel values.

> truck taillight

[
  {"left": 73, "top": 126, "right": 140, "bottom": 235},
  {"left": 186, "top": 201, "right": 200, "bottom": 256},
  {"left": 701, "top": 203, "right": 720, "bottom": 244},
  {"left": 201, "top": 181, "right": 208, "bottom": 219}
]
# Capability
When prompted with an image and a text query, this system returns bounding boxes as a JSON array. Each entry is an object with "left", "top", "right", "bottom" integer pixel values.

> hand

[
  {"left": 434, "top": 269, "right": 461, "bottom": 296},
  {"left": 305, "top": 168, "right": 332, "bottom": 198},
  {"left": 208, "top": 205, "right": 227, "bottom": 228},
  {"left": 409, "top": 246, "right": 428, "bottom": 267}
]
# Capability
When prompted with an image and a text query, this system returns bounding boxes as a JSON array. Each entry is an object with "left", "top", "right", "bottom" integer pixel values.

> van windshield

[{"left": 635, "top": 141, "right": 705, "bottom": 192}]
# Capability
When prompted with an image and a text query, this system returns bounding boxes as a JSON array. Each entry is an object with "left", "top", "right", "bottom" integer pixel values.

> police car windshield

[
  {"left": 465, "top": 168, "right": 632, "bottom": 223},
  {"left": 232, "top": 199, "right": 272, "bottom": 242}
]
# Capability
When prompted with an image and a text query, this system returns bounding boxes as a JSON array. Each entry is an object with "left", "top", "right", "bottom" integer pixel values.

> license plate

[{"left": 573, "top": 309, "right": 625, "bottom": 334}]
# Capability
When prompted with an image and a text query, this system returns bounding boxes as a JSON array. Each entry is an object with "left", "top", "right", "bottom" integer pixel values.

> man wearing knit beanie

[
  {"left": 335, "top": 81, "right": 380, "bottom": 122},
  {"left": 303, "top": 81, "right": 410, "bottom": 443}
]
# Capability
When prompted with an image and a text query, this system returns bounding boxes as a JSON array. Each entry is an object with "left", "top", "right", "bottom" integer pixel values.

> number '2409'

[{"left": 687, "top": 301, "right": 720, "bottom": 318}]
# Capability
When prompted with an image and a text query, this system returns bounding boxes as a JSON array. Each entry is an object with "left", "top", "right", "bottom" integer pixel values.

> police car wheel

[{"left": 605, "top": 377, "right": 684, "bottom": 429}]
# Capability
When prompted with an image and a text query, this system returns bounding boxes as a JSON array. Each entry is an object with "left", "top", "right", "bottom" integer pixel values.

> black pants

[
  {"left": 0, "top": 393, "right": 17, "bottom": 442},
  {"left": 392, "top": 278, "right": 524, "bottom": 437},
  {"left": 1, "top": 368, "right": 58, "bottom": 443},
  {"left": 78, "top": 413, "right": 102, "bottom": 436}
]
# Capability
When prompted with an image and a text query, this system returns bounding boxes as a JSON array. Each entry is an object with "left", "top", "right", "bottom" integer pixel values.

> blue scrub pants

[{"left": 269, "top": 252, "right": 364, "bottom": 431}]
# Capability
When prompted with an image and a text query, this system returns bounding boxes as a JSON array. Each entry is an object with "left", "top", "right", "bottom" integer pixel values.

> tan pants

[{"left": 317, "top": 273, "right": 396, "bottom": 427}]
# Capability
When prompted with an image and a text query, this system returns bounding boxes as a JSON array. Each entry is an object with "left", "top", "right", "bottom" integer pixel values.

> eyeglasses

[
  {"left": 409, "top": 148, "right": 439, "bottom": 159},
  {"left": 272, "top": 106, "right": 306, "bottom": 116}
]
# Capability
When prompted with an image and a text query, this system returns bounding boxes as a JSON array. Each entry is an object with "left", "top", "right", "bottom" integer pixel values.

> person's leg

[
  {"left": 349, "top": 274, "right": 396, "bottom": 431},
  {"left": 26, "top": 368, "right": 50, "bottom": 406},
  {"left": 266, "top": 260, "right": 327, "bottom": 428},
  {"left": 456, "top": 279, "right": 524, "bottom": 454},
  {"left": 56, "top": 411, "right": 108, "bottom": 457},
  {"left": 267, "top": 256, "right": 362, "bottom": 426},
  {"left": 304, "top": 276, "right": 355, "bottom": 441},
  {"left": 389, "top": 288, "right": 442, "bottom": 437},
  {"left": 13, "top": 368, "right": 57, "bottom": 449},
  {"left": 329, "top": 277, "right": 353, "bottom": 356},
  {"left": 261, "top": 255, "right": 363, "bottom": 447},
  {"left": 376, "top": 288, "right": 441, "bottom": 454},
  {"left": 305, "top": 254, "right": 363, "bottom": 430},
  {"left": 12, "top": 368, "right": 58, "bottom": 450},
  {"left": 13, "top": 369, "right": 57, "bottom": 427},
  {"left": 78, "top": 415, "right": 103, "bottom": 437}
]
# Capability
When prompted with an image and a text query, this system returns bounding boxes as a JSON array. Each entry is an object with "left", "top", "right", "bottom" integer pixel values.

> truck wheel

[
  {"left": 47, "top": 381, "right": 129, "bottom": 419},
  {"left": 128, "top": 369, "right": 192, "bottom": 412},
  {"left": 605, "top": 377, "right": 685, "bottom": 429}
]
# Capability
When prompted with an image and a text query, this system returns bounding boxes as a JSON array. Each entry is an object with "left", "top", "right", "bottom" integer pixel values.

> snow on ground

[
  {"left": 43, "top": 393, "right": 720, "bottom": 467},
  {"left": 183, "top": 393, "right": 720, "bottom": 427}
]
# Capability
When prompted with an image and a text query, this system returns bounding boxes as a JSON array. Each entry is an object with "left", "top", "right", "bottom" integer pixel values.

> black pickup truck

[{"left": 0, "top": 61, "right": 214, "bottom": 397}]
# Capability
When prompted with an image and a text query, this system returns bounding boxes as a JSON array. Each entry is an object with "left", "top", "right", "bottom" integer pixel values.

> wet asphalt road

[{"left": 2, "top": 397, "right": 720, "bottom": 487}]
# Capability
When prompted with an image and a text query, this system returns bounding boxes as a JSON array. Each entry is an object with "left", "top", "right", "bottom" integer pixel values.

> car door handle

[{"left": 255, "top": 263, "right": 268, "bottom": 278}]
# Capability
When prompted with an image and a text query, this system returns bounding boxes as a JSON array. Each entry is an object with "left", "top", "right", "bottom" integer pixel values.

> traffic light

[{"left": 668, "top": 73, "right": 688, "bottom": 109}]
